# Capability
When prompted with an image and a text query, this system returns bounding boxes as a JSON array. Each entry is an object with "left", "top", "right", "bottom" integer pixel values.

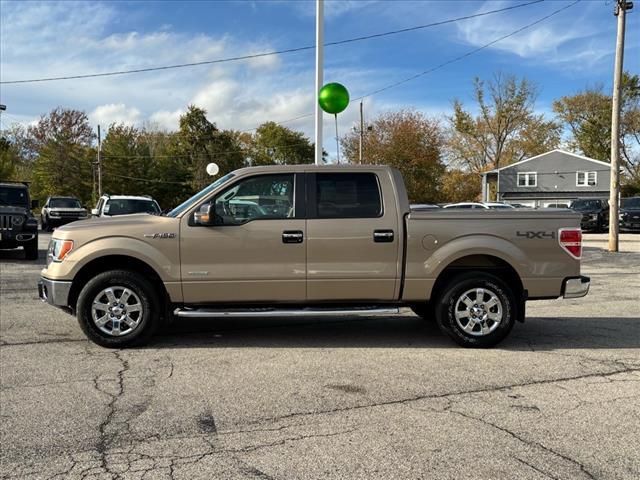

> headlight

[
  {"left": 79, "top": 210, "right": 88, "bottom": 218},
  {"left": 49, "top": 211, "right": 60, "bottom": 217},
  {"left": 48, "top": 238, "right": 74, "bottom": 262},
  {"left": 12, "top": 216, "right": 24, "bottom": 226},
  {"left": 619, "top": 213, "right": 625, "bottom": 220}
]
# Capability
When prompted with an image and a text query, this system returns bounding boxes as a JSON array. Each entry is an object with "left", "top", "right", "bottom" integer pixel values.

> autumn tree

[
  {"left": 439, "top": 169, "right": 482, "bottom": 203},
  {"left": 342, "top": 109, "right": 445, "bottom": 203},
  {"left": 448, "top": 74, "right": 560, "bottom": 172},
  {"left": 28, "top": 108, "right": 95, "bottom": 203}
]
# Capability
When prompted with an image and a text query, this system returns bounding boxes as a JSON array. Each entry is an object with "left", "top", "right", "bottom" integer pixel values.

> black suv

[
  {"left": 0, "top": 181, "right": 39, "bottom": 259},
  {"left": 41, "top": 196, "right": 88, "bottom": 231},
  {"left": 620, "top": 197, "right": 640, "bottom": 232},
  {"left": 569, "top": 198, "right": 609, "bottom": 232}
]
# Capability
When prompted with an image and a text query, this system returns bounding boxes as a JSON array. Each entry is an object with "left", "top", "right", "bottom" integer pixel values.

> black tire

[
  {"left": 434, "top": 272, "right": 517, "bottom": 348},
  {"left": 24, "top": 239, "right": 39, "bottom": 260},
  {"left": 41, "top": 217, "right": 49, "bottom": 231},
  {"left": 76, "top": 270, "right": 160, "bottom": 348},
  {"left": 410, "top": 302, "right": 435, "bottom": 322}
]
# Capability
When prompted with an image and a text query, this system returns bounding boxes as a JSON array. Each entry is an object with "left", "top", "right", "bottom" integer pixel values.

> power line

[
  {"left": 0, "top": 0, "right": 543, "bottom": 85},
  {"left": 353, "top": 0, "right": 581, "bottom": 101}
]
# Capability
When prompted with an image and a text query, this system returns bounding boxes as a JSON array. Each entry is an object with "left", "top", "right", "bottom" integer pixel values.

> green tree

[
  {"left": 0, "top": 137, "right": 18, "bottom": 180},
  {"left": 248, "top": 122, "right": 314, "bottom": 166},
  {"left": 341, "top": 109, "right": 445, "bottom": 203},
  {"left": 172, "top": 105, "right": 245, "bottom": 192},
  {"left": 448, "top": 74, "right": 560, "bottom": 172}
]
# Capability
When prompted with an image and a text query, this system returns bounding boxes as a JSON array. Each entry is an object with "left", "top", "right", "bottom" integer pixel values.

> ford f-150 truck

[{"left": 38, "top": 165, "right": 590, "bottom": 348}]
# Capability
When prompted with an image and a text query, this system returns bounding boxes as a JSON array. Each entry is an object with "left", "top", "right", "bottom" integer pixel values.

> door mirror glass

[
  {"left": 194, "top": 203, "right": 216, "bottom": 226},
  {"left": 91, "top": 208, "right": 99, "bottom": 216}
]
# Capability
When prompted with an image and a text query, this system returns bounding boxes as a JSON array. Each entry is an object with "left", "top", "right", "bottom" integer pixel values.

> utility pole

[
  {"left": 608, "top": 0, "right": 632, "bottom": 252},
  {"left": 97, "top": 124, "right": 102, "bottom": 197},
  {"left": 314, "top": 0, "right": 324, "bottom": 165},
  {"left": 359, "top": 101, "right": 364, "bottom": 163}
]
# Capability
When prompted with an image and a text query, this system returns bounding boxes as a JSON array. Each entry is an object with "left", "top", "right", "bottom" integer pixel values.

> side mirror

[
  {"left": 91, "top": 208, "right": 99, "bottom": 216},
  {"left": 194, "top": 203, "right": 215, "bottom": 226},
  {"left": 31, "top": 199, "right": 40, "bottom": 209}
]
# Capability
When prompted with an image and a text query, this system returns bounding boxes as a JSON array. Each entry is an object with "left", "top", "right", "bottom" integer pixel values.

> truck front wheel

[
  {"left": 434, "top": 272, "right": 516, "bottom": 348},
  {"left": 76, "top": 270, "right": 160, "bottom": 348}
]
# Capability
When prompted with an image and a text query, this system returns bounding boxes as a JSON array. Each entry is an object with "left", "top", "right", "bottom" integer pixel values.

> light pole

[
  {"left": 314, "top": 0, "right": 324, "bottom": 166},
  {"left": 608, "top": 0, "right": 633, "bottom": 252}
]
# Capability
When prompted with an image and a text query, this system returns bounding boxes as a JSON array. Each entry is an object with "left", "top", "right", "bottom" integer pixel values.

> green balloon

[{"left": 318, "top": 82, "right": 350, "bottom": 114}]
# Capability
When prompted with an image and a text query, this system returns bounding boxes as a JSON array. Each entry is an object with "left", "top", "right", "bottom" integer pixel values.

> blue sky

[{"left": 1, "top": 0, "right": 639, "bottom": 156}]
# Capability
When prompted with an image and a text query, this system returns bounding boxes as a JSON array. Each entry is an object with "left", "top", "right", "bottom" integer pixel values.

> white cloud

[
  {"left": 454, "top": 0, "right": 614, "bottom": 68},
  {"left": 90, "top": 103, "right": 141, "bottom": 127}
]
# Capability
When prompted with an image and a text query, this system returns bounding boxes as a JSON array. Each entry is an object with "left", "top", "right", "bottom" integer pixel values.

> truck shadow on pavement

[{"left": 149, "top": 315, "right": 640, "bottom": 350}]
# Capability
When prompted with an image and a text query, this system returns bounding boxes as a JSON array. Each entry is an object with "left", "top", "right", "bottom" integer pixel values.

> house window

[
  {"left": 576, "top": 171, "right": 597, "bottom": 187},
  {"left": 517, "top": 172, "right": 537, "bottom": 187}
]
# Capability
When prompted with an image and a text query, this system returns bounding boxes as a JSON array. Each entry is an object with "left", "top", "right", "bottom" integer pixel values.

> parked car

[
  {"left": 620, "top": 197, "right": 640, "bottom": 232},
  {"left": 39, "top": 165, "right": 589, "bottom": 349},
  {"left": 92, "top": 194, "right": 161, "bottom": 217},
  {"left": 41, "top": 196, "right": 88, "bottom": 231},
  {"left": 0, "top": 181, "right": 39, "bottom": 259},
  {"left": 442, "top": 202, "right": 489, "bottom": 210},
  {"left": 484, "top": 202, "right": 515, "bottom": 209},
  {"left": 410, "top": 203, "right": 440, "bottom": 211},
  {"left": 569, "top": 198, "right": 609, "bottom": 232}
]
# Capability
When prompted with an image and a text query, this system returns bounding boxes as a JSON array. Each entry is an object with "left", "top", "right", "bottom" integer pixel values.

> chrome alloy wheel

[
  {"left": 91, "top": 286, "right": 143, "bottom": 337},
  {"left": 454, "top": 288, "right": 503, "bottom": 337}
]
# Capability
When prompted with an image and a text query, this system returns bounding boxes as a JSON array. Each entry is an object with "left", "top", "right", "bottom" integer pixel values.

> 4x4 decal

[{"left": 517, "top": 231, "right": 555, "bottom": 240}]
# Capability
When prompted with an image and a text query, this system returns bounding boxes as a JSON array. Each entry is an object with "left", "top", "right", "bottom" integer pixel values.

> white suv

[{"left": 91, "top": 195, "right": 161, "bottom": 217}]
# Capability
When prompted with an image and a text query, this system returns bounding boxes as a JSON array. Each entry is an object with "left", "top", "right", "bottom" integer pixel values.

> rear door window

[{"left": 314, "top": 173, "right": 382, "bottom": 219}]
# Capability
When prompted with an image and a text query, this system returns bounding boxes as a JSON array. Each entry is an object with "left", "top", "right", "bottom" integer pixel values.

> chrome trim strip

[{"left": 174, "top": 307, "right": 400, "bottom": 318}]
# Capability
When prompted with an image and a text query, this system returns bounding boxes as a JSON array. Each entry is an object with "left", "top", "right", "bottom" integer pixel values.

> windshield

[
  {"left": 0, "top": 186, "right": 28, "bottom": 207},
  {"left": 622, "top": 197, "right": 640, "bottom": 209},
  {"left": 50, "top": 198, "right": 81, "bottom": 209},
  {"left": 104, "top": 199, "right": 160, "bottom": 215},
  {"left": 166, "top": 172, "right": 235, "bottom": 217},
  {"left": 570, "top": 200, "right": 601, "bottom": 211}
]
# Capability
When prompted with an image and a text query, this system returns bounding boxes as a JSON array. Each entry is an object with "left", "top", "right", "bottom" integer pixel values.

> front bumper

[
  {"left": 38, "top": 277, "right": 72, "bottom": 307},
  {"left": 563, "top": 276, "right": 590, "bottom": 299}
]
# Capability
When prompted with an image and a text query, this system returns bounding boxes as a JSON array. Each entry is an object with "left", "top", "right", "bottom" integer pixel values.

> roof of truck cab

[{"left": 229, "top": 164, "right": 396, "bottom": 175}]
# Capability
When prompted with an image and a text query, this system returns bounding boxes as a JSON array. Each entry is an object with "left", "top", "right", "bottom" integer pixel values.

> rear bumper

[
  {"left": 563, "top": 276, "right": 590, "bottom": 299},
  {"left": 38, "top": 277, "right": 72, "bottom": 307}
]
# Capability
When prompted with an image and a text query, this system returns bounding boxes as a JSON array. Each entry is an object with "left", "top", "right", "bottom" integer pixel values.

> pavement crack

[
  {"left": 248, "top": 367, "right": 639, "bottom": 427},
  {"left": 450, "top": 410, "right": 596, "bottom": 480},
  {"left": 513, "top": 456, "right": 561, "bottom": 480}
]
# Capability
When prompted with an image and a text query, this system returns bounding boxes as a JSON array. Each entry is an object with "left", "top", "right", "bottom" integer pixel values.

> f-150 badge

[{"left": 144, "top": 233, "right": 176, "bottom": 239}]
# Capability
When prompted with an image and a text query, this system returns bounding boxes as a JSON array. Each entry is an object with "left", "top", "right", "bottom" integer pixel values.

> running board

[{"left": 174, "top": 306, "right": 400, "bottom": 318}]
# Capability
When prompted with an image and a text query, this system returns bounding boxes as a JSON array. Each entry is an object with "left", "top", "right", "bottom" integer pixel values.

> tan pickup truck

[{"left": 38, "top": 165, "right": 589, "bottom": 348}]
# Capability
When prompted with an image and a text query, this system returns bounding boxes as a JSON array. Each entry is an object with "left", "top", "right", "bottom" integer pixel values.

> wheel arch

[
  {"left": 430, "top": 254, "right": 525, "bottom": 322},
  {"left": 68, "top": 255, "right": 168, "bottom": 312}
]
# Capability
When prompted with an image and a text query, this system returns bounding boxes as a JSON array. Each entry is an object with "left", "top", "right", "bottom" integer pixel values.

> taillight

[{"left": 559, "top": 228, "right": 582, "bottom": 259}]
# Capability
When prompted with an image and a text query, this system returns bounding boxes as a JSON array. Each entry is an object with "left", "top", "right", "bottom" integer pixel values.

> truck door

[
  {"left": 180, "top": 172, "right": 306, "bottom": 303},
  {"left": 305, "top": 171, "right": 401, "bottom": 301}
]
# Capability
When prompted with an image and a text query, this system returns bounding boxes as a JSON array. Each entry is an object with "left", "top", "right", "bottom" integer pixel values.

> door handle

[
  {"left": 373, "top": 229, "right": 394, "bottom": 243},
  {"left": 282, "top": 230, "right": 304, "bottom": 243}
]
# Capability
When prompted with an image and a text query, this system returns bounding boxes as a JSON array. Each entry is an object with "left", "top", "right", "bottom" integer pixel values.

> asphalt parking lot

[{"left": 1, "top": 232, "right": 639, "bottom": 480}]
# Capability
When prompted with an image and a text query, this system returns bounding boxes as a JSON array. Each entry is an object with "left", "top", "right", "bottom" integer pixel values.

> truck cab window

[
  {"left": 211, "top": 174, "right": 294, "bottom": 225},
  {"left": 315, "top": 173, "right": 382, "bottom": 218}
]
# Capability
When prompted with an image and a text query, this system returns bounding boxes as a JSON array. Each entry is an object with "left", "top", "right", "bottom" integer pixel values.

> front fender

[{"left": 42, "top": 236, "right": 180, "bottom": 282}]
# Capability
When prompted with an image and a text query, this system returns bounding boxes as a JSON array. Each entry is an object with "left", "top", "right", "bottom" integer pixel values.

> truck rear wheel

[
  {"left": 434, "top": 272, "right": 516, "bottom": 348},
  {"left": 76, "top": 270, "right": 160, "bottom": 348}
]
